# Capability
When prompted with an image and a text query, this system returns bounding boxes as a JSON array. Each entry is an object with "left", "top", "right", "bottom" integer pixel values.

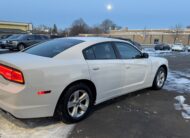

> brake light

[{"left": 0, "top": 64, "right": 24, "bottom": 84}]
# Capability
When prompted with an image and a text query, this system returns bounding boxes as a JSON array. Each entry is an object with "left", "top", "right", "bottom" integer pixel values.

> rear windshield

[{"left": 23, "top": 39, "right": 84, "bottom": 58}]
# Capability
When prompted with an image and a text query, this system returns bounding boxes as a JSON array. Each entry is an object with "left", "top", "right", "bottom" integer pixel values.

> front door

[
  {"left": 83, "top": 42, "right": 124, "bottom": 102},
  {"left": 114, "top": 42, "right": 151, "bottom": 93}
]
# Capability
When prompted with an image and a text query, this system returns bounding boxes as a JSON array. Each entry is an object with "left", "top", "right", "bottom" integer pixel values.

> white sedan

[
  {"left": 172, "top": 43, "right": 185, "bottom": 52},
  {"left": 187, "top": 46, "right": 190, "bottom": 52},
  {"left": 0, "top": 37, "right": 168, "bottom": 123}
]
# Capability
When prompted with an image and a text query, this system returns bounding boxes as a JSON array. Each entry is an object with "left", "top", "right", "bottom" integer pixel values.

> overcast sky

[{"left": 0, "top": 0, "right": 189, "bottom": 29}]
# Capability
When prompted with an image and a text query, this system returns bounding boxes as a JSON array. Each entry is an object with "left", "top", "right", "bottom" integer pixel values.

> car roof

[{"left": 64, "top": 37, "right": 125, "bottom": 42}]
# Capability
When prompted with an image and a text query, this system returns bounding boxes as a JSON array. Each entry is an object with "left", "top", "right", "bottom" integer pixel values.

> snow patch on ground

[
  {"left": 164, "top": 71, "right": 190, "bottom": 93},
  {"left": 143, "top": 48, "right": 190, "bottom": 57},
  {"left": 0, "top": 110, "right": 74, "bottom": 138},
  {"left": 174, "top": 96, "right": 190, "bottom": 119}
]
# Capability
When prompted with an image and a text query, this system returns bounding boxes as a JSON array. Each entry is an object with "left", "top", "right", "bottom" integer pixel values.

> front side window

[
  {"left": 23, "top": 39, "right": 84, "bottom": 58},
  {"left": 115, "top": 42, "right": 142, "bottom": 59}
]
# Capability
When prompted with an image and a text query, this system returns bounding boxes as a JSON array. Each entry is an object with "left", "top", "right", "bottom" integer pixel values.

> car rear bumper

[
  {"left": 0, "top": 97, "right": 50, "bottom": 118},
  {"left": 0, "top": 79, "right": 55, "bottom": 118}
]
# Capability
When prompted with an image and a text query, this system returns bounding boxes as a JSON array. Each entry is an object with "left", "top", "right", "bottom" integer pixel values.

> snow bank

[
  {"left": 164, "top": 71, "right": 190, "bottom": 93},
  {"left": 174, "top": 96, "right": 190, "bottom": 119},
  {"left": 0, "top": 110, "right": 74, "bottom": 138}
]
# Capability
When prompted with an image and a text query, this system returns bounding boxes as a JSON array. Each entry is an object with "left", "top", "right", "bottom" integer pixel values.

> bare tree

[
  {"left": 32, "top": 25, "right": 51, "bottom": 34},
  {"left": 52, "top": 24, "right": 58, "bottom": 35},
  {"left": 89, "top": 25, "right": 103, "bottom": 34},
  {"left": 70, "top": 18, "right": 89, "bottom": 36},
  {"left": 100, "top": 19, "right": 117, "bottom": 33},
  {"left": 171, "top": 24, "right": 184, "bottom": 43},
  {"left": 142, "top": 26, "right": 148, "bottom": 43}
]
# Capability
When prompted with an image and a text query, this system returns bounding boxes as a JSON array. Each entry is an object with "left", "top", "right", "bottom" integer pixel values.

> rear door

[
  {"left": 83, "top": 42, "right": 124, "bottom": 101},
  {"left": 114, "top": 42, "right": 151, "bottom": 92}
]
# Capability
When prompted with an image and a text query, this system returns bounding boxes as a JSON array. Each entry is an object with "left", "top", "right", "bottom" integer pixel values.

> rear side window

[
  {"left": 34, "top": 35, "right": 42, "bottom": 40},
  {"left": 83, "top": 48, "right": 95, "bottom": 59},
  {"left": 23, "top": 39, "right": 84, "bottom": 58},
  {"left": 83, "top": 42, "right": 116, "bottom": 60}
]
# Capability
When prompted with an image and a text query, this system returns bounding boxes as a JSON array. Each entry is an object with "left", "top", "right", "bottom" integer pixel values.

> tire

[
  {"left": 152, "top": 67, "right": 167, "bottom": 90},
  {"left": 56, "top": 83, "right": 93, "bottom": 123},
  {"left": 17, "top": 44, "right": 25, "bottom": 51}
]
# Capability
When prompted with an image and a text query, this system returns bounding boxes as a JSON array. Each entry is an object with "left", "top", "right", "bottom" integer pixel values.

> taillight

[{"left": 0, "top": 64, "right": 24, "bottom": 84}]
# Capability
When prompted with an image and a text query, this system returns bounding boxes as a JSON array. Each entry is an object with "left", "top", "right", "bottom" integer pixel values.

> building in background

[
  {"left": 80, "top": 28, "right": 190, "bottom": 45},
  {"left": 0, "top": 21, "right": 33, "bottom": 36}
]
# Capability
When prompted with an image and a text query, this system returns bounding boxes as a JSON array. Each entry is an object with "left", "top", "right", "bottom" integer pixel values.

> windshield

[
  {"left": 8, "top": 34, "right": 22, "bottom": 39},
  {"left": 23, "top": 39, "right": 84, "bottom": 58}
]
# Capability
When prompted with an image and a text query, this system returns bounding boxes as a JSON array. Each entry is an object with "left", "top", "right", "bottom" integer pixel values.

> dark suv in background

[
  {"left": 6, "top": 34, "right": 49, "bottom": 51},
  {"left": 154, "top": 43, "right": 171, "bottom": 50}
]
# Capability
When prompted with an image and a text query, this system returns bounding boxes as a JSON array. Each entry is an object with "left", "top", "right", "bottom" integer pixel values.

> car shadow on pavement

[
  {"left": 68, "top": 89, "right": 190, "bottom": 138},
  {"left": 92, "top": 89, "right": 149, "bottom": 113}
]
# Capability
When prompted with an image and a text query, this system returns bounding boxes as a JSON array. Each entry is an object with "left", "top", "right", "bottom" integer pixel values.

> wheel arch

[
  {"left": 17, "top": 42, "right": 26, "bottom": 48},
  {"left": 159, "top": 64, "right": 168, "bottom": 77},
  {"left": 54, "top": 79, "right": 97, "bottom": 116}
]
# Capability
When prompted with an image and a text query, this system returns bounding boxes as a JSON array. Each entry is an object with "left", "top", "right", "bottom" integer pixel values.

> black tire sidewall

[
  {"left": 18, "top": 44, "right": 25, "bottom": 51},
  {"left": 153, "top": 67, "right": 166, "bottom": 90},
  {"left": 57, "top": 83, "right": 93, "bottom": 123}
]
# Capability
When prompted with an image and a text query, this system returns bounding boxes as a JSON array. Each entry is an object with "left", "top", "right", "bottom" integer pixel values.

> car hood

[{"left": 0, "top": 52, "right": 61, "bottom": 70}]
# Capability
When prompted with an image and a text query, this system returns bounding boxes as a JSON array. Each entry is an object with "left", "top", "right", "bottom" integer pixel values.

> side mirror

[{"left": 142, "top": 53, "right": 149, "bottom": 58}]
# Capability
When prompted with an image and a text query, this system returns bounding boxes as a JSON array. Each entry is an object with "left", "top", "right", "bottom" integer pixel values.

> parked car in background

[
  {"left": 172, "top": 43, "right": 185, "bottom": 52},
  {"left": 6, "top": 34, "right": 49, "bottom": 51},
  {"left": 154, "top": 43, "right": 171, "bottom": 50},
  {"left": 0, "top": 34, "right": 12, "bottom": 40},
  {"left": 0, "top": 34, "right": 21, "bottom": 49},
  {"left": 110, "top": 37, "right": 142, "bottom": 50},
  {"left": 0, "top": 37, "right": 168, "bottom": 123}
]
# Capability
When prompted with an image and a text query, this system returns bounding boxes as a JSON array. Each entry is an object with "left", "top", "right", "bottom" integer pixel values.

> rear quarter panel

[{"left": 22, "top": 59, "right": 90, "bottom": 116}]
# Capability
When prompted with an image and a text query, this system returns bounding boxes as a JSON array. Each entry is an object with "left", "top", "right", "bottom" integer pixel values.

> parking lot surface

[{"left": 0, "top": 49, "right": 190, "bottom": 138}]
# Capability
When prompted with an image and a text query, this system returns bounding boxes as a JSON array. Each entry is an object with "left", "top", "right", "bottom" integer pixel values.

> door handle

[{"left": 92, "top": 67, "right": 100, "bottom": 71}]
